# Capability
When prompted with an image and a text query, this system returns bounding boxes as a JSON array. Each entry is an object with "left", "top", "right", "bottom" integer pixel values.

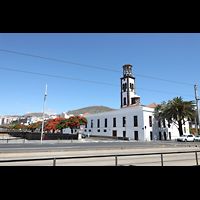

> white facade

[
  {"left": 83, "top": 64, "right": 190, "bottom": 141},
  {"left": 0, "top": 116, "right": 19, "bottom": 125},
  {"left": 61, "top": 112, "right": 74, "bottom": 118},
  {"left": 83, "top": 104, "right": 189, "bottom": 141}
]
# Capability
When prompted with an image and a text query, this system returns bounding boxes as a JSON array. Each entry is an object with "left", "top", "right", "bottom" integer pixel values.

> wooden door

[
  {"left": 113, "top": 130, "right": 117, "bottom": 137},
  {"left": 134, "top": 131, "right": 138, "bottom": 140}
]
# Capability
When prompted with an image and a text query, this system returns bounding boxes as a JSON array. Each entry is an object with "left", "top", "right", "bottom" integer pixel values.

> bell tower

[{"left": 120, "top": 64, "right": 140, "bottom": 108}]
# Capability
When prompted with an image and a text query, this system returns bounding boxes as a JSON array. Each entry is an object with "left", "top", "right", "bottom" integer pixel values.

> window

[
  {"left": 184, "top": 127, "right": 186, "bottom": 133},
  {"left": 134, "top": 116, "right": 138, "bottom": 127},
  {"left": 168, "top": 121, "right": 170, "bottom": 128},
  {"left": 122, "top": 83, "right": 126, "bottom": 92},
  {"left": 164, "top": 132, "right": 167, "bottom": 140},
  {"left": 159, "top": 132, "right": 162, "bottom": 140},
  {"left": 104, "top": 129, "right": 107, "bottom": 132},
  {"left": 163, "top": 119, "right": 166, "bottom": 128},
  {"left": 131, "top": 98, "right": 135, "bottom": 104},
  {"left": 97, "top": 119, "right": 100, "bottom": 128},
  {"left": 123, "top": 131, "right": 126, "bottom": 137},
  {"left": 150, "top": 131, "right": 153, "bottom": 140},
  {"left": 158, "top": 120, "right": 161, "bottom": 127},
  {"left": 91, "top": 120, "right": 93, "bottom": 128},
  {"left": 105, "top": 118, "right": 107, "bottom": 128},
  {"left": 124, "top": 97, "right": 126, "bottom": 105},
  {"left": 123, "top": 117, "right": 126, "bottom": 127},
  {"left": 97, "top": 129, "right": 100, "bottom": 132},
  {"left": 130, "top": 83, "right": 134, "bottom": 91},
  {"left": 149, "top": 116, "right": 152, "bottom": 127},
  {"left": 122, "top": 83, "right": 127, "bottom": 92},
  {"left": 113, "top": 118, "right": 116, "bottom": 127}
]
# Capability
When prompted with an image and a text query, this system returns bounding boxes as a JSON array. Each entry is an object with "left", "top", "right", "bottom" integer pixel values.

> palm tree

[{"left": 154, "top": 96, "right": 196, "bottom": 136}]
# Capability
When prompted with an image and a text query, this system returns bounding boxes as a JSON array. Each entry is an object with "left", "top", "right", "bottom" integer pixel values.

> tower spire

[{"left": 120, "top": 64, "right": 140, "bottom": 108}]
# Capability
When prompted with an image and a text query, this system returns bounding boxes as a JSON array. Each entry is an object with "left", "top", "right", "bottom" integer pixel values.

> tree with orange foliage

[
  {"left": 65, "top": 116, "right": 87, "bottom": 133},
  {"left": 44, "top": 117, "right": 65, "bottom": 133}
]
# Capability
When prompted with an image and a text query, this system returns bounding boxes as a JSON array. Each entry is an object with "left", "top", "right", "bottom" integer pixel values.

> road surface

[
  {"left": 0, "top": 138, "right": 200, "bottom": 166},
  {"left": 0, "top": 140, "right": 200, "bottom": 153},
  {"left": 0, "top": 139, "right": 200, "bottom": 153},
  {"left": 0, "top": 147, "right": 199, "bottom": 166}
]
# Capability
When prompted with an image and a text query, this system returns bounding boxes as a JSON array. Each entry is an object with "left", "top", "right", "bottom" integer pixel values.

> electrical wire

[
  {"left": 0, "top": 67, "right": 119, "bottom": 87},
  {"left": 0, "top": 49, "right": 120, "bottom": 73},
  {"left": 0, "top": 48, "right": 198, "bottom": 87},
  {"left": 0, "top": 67, "right": 194, "bottom": 97}
]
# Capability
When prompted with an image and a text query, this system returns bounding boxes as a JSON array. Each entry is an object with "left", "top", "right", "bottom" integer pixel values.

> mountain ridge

[
  {"left": 1, "top": 106, "right": 117, "bottom": 118},
  {"left": 66, "top": 106, "right": 117, "bottom": 115}
]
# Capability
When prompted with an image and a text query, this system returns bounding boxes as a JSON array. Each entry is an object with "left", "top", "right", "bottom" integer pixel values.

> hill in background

[
  {"left": 22, "top": 113, "right": 60, "bottom": 118},
  {"left": 66, "top": 106, "right": 117, "bottom": 115},
  {"left": 1, "top": 106, "right": 116, "bottom": 118}
]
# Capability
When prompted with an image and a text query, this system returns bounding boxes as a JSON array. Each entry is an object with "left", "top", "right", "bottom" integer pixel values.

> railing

[
  {"left": 0, "top": 150, "right": 199, "bottom": 166},
  {"left": 0, "top": 138, "right": 26, "bottom": 143}
]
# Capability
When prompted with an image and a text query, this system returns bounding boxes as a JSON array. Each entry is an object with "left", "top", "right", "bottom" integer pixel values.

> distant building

[
  {"left": 83, "top": 64, "right": 189, "bottom": 140},
  {"left": 0, "top": 116, "right": 19, "bottom": 125},
  {"left": 61, "top": 112, "right": 75, "bottom": 118}
]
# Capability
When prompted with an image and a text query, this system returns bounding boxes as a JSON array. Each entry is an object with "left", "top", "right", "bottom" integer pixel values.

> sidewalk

[{"left": 0, "top": 135, "right": 132, "bottom": 144}]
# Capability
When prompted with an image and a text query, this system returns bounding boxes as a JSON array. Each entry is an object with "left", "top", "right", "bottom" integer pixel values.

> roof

[
  {"left": 121, "top": 103, "right": 145, "bottom": 108},
  {"left": 146, "top": 102, "right": 158, "bottom": 108},
  {"left": 82, "top": 112, "right": 90, "bottom": 116}
]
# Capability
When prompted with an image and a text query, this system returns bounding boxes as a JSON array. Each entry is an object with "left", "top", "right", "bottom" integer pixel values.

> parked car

[
  {"left": 81, "top": 133, "right": 86, "bottom": 138},
  {"left": 195, "top": 135, "right": 200, "bottom": 142},
  {"left": 177, "top": 134, "right": 195, "bottom": 142}
]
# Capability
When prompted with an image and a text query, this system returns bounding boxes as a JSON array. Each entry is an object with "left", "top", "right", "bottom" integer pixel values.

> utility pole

[
  {"left": 41, "top": 84, "right": 47, "bottom": 143},
  {"left": 194, "top": 85, "right": 200, "bottom": 136}
]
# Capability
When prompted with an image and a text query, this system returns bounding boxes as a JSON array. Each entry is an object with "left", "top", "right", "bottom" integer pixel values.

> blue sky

[{"left": 0, "top": 33, "right": 200, "bottom": 116}]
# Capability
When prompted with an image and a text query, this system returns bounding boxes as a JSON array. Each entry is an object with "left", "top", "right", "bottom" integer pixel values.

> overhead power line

[
  {"left": 0, "top": 67, "right": 194, "bottom": 97},
  {"left": 0, "top": 67, "right": 119, "bottom": 87},
  {"left": 0, "top": 49, "right": 120, "bottom": 73},
  {"left": 0, "top": 48, "right": 198, "bottom": 87}
]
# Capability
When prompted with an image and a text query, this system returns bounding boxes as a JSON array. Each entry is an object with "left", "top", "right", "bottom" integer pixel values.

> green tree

[
  {"left": 66, "top": 116, "right": 88, "bottom": 133},
  {"left": 29, "top": 121, "right": 42, "bottom": 132},
  {"left": 56, "top": 119, "right": 68, "bottom": 133},
  {"left": 154, "top": 96, "right": 196, "bottom": 136},
  {"left": 8, "top": 123, "right": 20, "bottom": 130}
]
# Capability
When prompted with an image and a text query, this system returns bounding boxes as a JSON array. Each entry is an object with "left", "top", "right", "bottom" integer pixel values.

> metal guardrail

[
  {"left": 0, "top": 150, "right": 199, "bottom": 166},
  {"left": 0, "top": 138, "right": 26, "bottom": 143}
]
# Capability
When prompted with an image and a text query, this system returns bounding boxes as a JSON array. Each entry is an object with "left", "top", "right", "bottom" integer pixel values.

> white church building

[{"left": 83, "top": 64, "right": 190, "bottom": 141}]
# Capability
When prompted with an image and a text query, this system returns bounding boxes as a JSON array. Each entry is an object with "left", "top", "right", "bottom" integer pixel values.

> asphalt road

[
  {"left": 0, "top": 147, "right": 199, "bottom": 166},
  {"left": 0, "top": 139, "right": 200, "bottom": 153}
]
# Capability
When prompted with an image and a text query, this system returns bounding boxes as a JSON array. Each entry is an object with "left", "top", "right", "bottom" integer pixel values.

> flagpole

[{"left": 41, "top": 84, "right": 47, "bottom": 143}]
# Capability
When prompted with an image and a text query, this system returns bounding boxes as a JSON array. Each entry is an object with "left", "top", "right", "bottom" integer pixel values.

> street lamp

[
  {"left": 41, "top": 84, "right": 47, "bottom": 143},
  {"left": 194, "top": 85, "right": 200, "bottom": 136}
]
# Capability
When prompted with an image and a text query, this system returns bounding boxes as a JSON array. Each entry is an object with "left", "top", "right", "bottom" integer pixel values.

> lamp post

[
  {"left": 194, "top": 85, "right": 200, "bottom": 136},
  {"left": 41, "top": 84, "right": 47, "bottom": 143}
]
